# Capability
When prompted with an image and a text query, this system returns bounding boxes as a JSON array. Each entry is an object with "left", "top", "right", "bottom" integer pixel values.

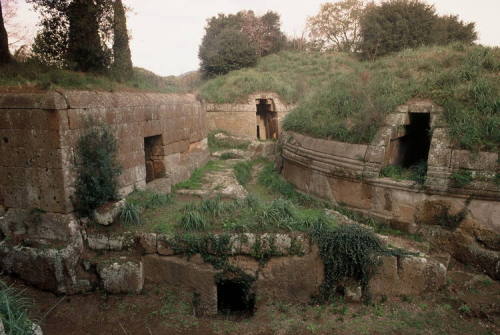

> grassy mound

[
  {"left": 201, "top": 44, "right": 500, "bottom": 152},
  {"left": 0, "top": 62, "right": 185, "bottom": 94}
]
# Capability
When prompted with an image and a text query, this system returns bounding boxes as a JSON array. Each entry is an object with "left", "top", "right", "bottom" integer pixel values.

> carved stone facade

[
  {"left": 281, "top": 100, "right": 499, "bottom": 278},
  {"left": 205, "top": 92, "right": 294, "bottom": 139}
]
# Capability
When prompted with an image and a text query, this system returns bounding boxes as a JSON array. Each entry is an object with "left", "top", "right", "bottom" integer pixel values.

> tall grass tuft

[{"left": 0, "top": 281, "right": 36, "bottom": 335}]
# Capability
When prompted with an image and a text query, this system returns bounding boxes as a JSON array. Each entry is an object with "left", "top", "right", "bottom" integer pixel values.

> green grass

[
  {"left": 199, "top": 51, "right": 356, "bottom": 104},
  {"left": 257, "top": 161, "right": 328, "bottom": 208},
  {"left": 450, "top": 169, "right": 474, "bottom": 188},
  {"left": 380, "top": 161, "right": 427, "bottom": 185},
  {"left": 233, "top": 161, "right": 254, "bottom": 186},
  {"left": 201, "top": 44, "right": 500, "bottom": 152},
  {"left": 172, "top": 160, "right": 224, "bottom": 190},
  {"left": 0, "top": 61, "right": 185, "bottom": 93},
  {"left": 0, "top": 280, "right": 36, "bottom": 335},
  {"left": 208, "top": 130, "right": 251, "bottom": 152}
]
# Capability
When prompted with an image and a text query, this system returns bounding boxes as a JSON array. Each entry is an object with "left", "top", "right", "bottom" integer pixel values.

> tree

[
  {"left": 433, "top": 15, "right": 477, "bottom": 45},
  {"left": 359, "top": 0, "right": 477, "bottom": 59},
  {"left": 199, "top": 10, "right": 286, "bottom": 77},
  {"left": 0, "top": 0, "right": 11, "bottom": 64},
  {"left": 29, "top": 0, "right": 113, "bottom": 71},
  {"left": 112, "top": 0, "right": 133, "bottom": 80},
  {"left": 241, "top": 10, "right": 286, "bottom": 57},
  {"left": 67, "top": 0, "right": 109, "bottom": 72},
  {"left": 307, "top": 0, "right": 365, "bottom": 52},
  {"left": 199, "top": 28, "right": 257, "bottom": 77}
]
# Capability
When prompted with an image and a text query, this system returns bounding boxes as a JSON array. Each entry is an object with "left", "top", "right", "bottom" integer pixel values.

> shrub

[
  {"left": 0, "top": 281, "right": 36, "bottom": 335},
  {"left": 74, "top": 119, "right": 122, "bottom": 216}
]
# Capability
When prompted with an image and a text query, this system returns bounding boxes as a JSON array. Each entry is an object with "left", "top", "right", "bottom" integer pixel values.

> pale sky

[{"left": 9, "top": 0, "right": 500, "bottom": 76}]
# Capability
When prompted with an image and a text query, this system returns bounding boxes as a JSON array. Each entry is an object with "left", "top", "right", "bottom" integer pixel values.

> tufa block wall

[{"left": 0, "top": 91, "right": 209, "bottom": 215}]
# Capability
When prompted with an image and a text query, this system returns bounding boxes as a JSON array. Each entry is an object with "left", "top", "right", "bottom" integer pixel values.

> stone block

[
  {"left": 143, "top": 255, "right": 218, "bottom": 315},
  {"left": 93, "top": 200, "right": 125, "bottom": 226},
  {"left": 97, "top": 260, "right": 144, "bottom": 294},
  {"left": 138, "top": 232, "right": 157, "bottom": 254}
]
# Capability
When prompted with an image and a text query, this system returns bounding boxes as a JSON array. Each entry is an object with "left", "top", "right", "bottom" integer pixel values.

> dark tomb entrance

[
  {"left": 388, "top": 113, "right": 432, "bottom": 168},
  {"left": 256, "top": 99, "right": 278, "bottom": 140},
  {"left": 399, "top": 113, "right": 432, "bottom": 167},
  {"left": 144, "top": 135, "right": 166, "bottom": 183},
  {"left": 217, "top": 279, "right": 255, "bottom": 317}
]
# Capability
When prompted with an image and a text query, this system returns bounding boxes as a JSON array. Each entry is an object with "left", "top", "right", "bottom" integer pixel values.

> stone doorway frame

[{"left": 144, "top": 135, "right": 166, "bottom": 183}]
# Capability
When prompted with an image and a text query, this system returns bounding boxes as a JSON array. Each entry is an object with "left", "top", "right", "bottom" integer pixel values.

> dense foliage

[
  {"left": 28, "top": 0, "right": 113, "bottom": 71},
  {"left": 111, "top": 0, "right": 133, "bottom": 80},
  {"left": 199, "top": 11, "right": 286, "bottom": 77},
  {"left": 75, "top": 120, "right": 122, "bottom": 216},
  {"left": 359, "top": 0, "right": 477, "bottom": 59}
]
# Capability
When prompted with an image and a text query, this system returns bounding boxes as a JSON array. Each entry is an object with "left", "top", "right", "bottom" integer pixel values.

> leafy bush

[
  {"left": 0, "top": 281, "right": 36, "bottom": 335},
  {"left": 451, "top": 169, "right": 474, "bottom": 188},
  {"left": 75, "top": 120, "right": 121, "bottom": 216}
]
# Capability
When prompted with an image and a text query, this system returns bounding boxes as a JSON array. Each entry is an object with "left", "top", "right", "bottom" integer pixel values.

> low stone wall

[
  {"left": 205, "top": 92, "right": 294, "bottom": 139},
  {"left": 0, "top": 91, "right": 209, "bottom": 215},
  {"left": 281, "top": 130, "right": 500, "bottom": 278}
]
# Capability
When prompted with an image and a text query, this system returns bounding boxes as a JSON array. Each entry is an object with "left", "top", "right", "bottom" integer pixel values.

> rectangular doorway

[{"left": 144, "top": 135, "right": 166, "bottom": 183}]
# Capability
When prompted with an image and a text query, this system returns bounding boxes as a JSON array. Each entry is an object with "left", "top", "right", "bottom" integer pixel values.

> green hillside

[{"left": 200, "top": 44, "right": 500, "bottom": 152}]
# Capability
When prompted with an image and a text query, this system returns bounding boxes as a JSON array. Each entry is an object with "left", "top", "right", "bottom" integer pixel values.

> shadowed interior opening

[
  {"left": 256, "top": 99, "right": 278, "bottom": 140},
  {"left": 217, "top": 279, "right": 255, "bottom": 316},
  {"left": 399, "top": 113, "right": 431, "bottom": 167}
]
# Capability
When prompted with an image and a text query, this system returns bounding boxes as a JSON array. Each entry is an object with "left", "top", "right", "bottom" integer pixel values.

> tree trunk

[{"left": 0, "top": 1, "right": 12, "bottom": 64}]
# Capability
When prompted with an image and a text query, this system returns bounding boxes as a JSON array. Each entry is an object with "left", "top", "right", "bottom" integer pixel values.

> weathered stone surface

[
  {"left": 0, "top": 220, "right": 86, "bottom": 294},
  {"left": 143, "top": 255, "right": 218, "bottom": 315},
  {"left": 157, "top": 234, "right": 175, "bottom": 256},
  {"left": 87, "top": 233, "right": 109, "bottom": 251},
  {"left": 93, "top": 200, "right": 125, "bottom": 226},
  {"left": 32, "top": 323, "right": 43, "bottom": 335},
  {"left": 138, "top": 232, "right": 157, "bottom": 254},
  {"left": 97, "top": 260, "right": 144, "bottom": 294},
  {"left": 1, "top": 91, "right": 209, "bottom": 214},
  {"left": 369, "top": 255, "right": 447, "bottom": 296},
  {"left": 256, "top": 246, "right": 324, "bottom": 305}
]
